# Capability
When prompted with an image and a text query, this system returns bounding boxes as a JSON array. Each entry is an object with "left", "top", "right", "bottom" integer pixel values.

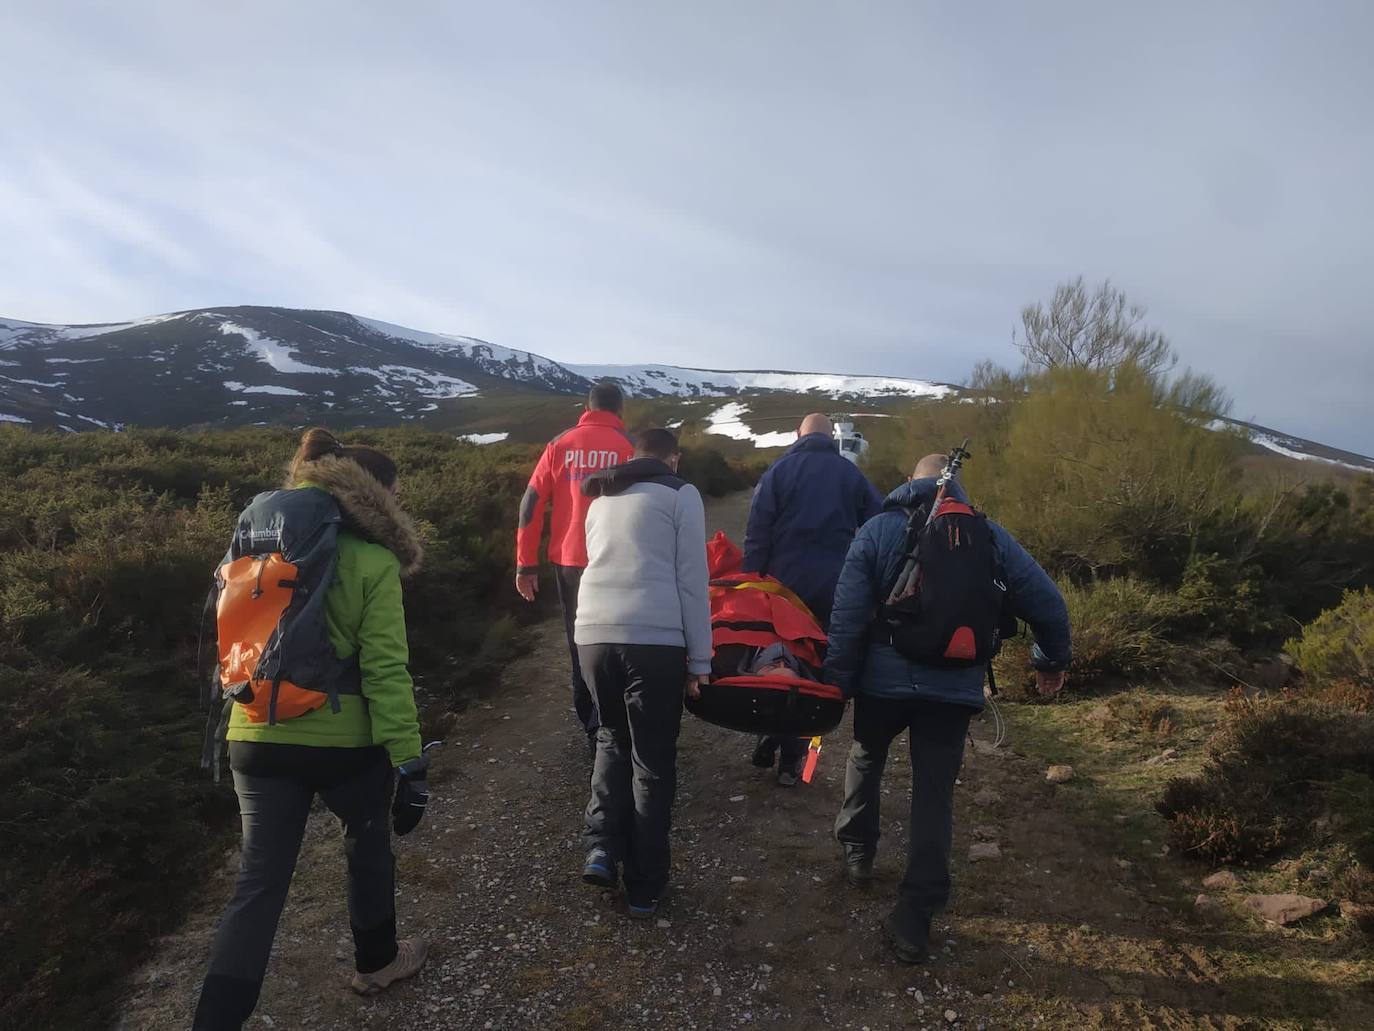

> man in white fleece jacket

[{"left": 574, "top": 428, "right": 712, "bottom": 918}]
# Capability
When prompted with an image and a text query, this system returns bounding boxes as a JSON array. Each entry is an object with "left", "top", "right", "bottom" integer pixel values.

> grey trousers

[
  {"left": 834, "top": 695, "right": 974, "bottom": 925},
  {"left": 579, "top": 642, "right": 685, "bottom": 904},
  {"left": 193, "top": 742, "right": 396, "bottom": 1031}
]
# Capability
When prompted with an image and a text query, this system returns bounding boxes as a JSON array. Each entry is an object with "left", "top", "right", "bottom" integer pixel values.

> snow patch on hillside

[
  {"left": 224, "top": 381, "right": 307, "bottom": 397},
  {"left": 1, "top": 375, "right": 62, "bottom": 388},
  {"left": 0, "top": 318, "right": 48, "bottom": 347},
  {"left": 458, "top": 432, "right": 510, "bottom": 445},
  {"left": 220, "top": 322, "right": 336, "bottom": 375},
  {"left": 353, "top": 316, "right": 569, "bottom": 376},
  {"left": 350, "top": 365, "right": 478, "bottom": 399},
  {"left": 571, "top": 364, "right": 954, "bottom": 400},
  {"left": 56, "top": 313, "right": 184, "bottom": 340},
  {"left": 705, "top": 403, "right": 796, "bottom": 449},
  {"left": 1251, "top": 430, "right": 1372, "bottom": 472},
  {"left": 1209, "top": 419, "right": 1374, "bottom": 472}
]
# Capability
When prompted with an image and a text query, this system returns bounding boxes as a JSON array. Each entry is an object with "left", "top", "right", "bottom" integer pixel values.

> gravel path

[{"left": 119, "top": 493, "right": 1334, "bottom": 1030}]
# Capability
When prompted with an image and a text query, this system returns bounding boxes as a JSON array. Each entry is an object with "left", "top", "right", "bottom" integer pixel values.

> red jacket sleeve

[{"left": 516, "top": 444, "right": 555, "bottom": 572}]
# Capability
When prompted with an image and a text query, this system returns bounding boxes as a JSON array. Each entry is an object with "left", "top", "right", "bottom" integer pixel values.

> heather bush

[
  {"left": 1157, "top": 692, "right": 1374, "bottom": 866},
  {"left": 994, "top": 576, "right": 1197, "bottom": 697},
  {"left": 0, "top": 426, "right": 545, "bottom": 1029},
  {"left": 677, "top": 445, "right": 754, "bottom": 496}
]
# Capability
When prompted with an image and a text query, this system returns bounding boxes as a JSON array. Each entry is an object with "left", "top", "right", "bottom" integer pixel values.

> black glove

[{"left": 392, "top": 756, "right": 430, "bottom": 836}]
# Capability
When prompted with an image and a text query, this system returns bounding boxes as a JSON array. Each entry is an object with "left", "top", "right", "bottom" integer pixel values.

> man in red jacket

[{"left": 516, "top": 382, "right": 635, "bottom": 752}]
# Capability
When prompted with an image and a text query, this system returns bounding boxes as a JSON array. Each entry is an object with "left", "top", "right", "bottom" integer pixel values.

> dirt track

[{"left": 120, "top": 493, "right": 1371, "bottom": 1030}]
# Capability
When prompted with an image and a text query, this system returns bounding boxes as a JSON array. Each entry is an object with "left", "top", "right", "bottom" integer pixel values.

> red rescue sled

[{"left": 685, "top": 533, "right": 846, "bottom": 737}]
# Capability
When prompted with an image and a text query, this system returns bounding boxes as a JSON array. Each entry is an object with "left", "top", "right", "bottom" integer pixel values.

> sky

[{"left": 1, "top": 2, "right": 1371, "bottom": 454}]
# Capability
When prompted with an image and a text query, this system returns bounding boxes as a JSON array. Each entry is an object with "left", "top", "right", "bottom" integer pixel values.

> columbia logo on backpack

[{"left": 200, "top": 487, "right": 362, "bottom": 778}]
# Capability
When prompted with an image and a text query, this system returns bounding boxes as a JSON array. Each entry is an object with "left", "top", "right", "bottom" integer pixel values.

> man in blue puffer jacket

[
  {"left": 824, "top": 453, "right": 1071, "bottom": 963},
  {"left": 744, "top": 413, "right": 883, "bottom": 784}
]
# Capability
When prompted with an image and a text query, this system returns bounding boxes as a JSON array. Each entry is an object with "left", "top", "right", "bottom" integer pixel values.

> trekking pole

[{"left": 886, "top": 438, "right": 971, "bottom": 604}]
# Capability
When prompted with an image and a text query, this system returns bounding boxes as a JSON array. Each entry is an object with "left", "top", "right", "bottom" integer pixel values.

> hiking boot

[
  {"left": 881, "top": 912, "right": 930, "bottom": 965},
  {"left": 626, "top": 898, "right": 660, "bottom": 920},
  {"left": 843, "top": 846, "right": 876, "bottom": 885},
  {"left": 751, "top": 735, "right": 777, "bottom": 769},
  {"left": 350, "top": 938, "right": 428, "bottom": 996},
  {"left": 582, "top": 847, "right": 618, "bottom": 888},
  {"left": 777, "top": 751, "right": 807, "bottom": 787}
]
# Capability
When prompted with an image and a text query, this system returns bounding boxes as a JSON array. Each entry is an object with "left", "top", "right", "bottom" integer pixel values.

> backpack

[
  {"left": 200, "top": 487, "right": 361, "bottom": 776},
  {"left": 874, "top": 497, "right": 1017, "bottom": 678}
]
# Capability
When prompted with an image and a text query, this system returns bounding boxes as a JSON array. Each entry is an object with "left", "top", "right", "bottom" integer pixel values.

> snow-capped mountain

[
  {"left": 565, "top": 363, "right": 954, "bottom": 400},
  {"left": 0, "top": 305, "right": 955, "bottom": 431},
  {"left": 0, "top": 304, "right": 1370, "bottom": 473}
]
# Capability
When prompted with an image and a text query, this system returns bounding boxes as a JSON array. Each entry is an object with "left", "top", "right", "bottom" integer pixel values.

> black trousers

[
  {"left": 762, "top": 733, "right": 809, "bottom": 770},
  {"left": 762, "top": 604, "right": 828, "bottom": 772},
  {"left": 193, "top": 742, "right": 397, "bottom": 1031},
  {"left": 833, "top": 695, "right": 974, "bottom": 924},
  {"left": 579, "top": 642, "right": 685, "bottom": 903},
  {"left": 554, "top": 564, "right": 598, "bottom": 736}
]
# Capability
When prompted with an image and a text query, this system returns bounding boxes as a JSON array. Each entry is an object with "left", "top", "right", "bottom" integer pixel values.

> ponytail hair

[{"left": 290, "top": 427, "right": 398, "bottom": 489}]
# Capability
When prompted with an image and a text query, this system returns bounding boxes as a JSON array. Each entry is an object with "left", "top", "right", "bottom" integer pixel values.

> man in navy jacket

[
  {"left": 825, "top": 454, "right": 1071, "bottom": 963},
  {"left": 743, "top": 413, "right": 883, "bottom": 784}
]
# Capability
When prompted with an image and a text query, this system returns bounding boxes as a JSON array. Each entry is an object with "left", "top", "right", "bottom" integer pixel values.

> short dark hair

[
  {"left": 587, "top": 381, "right": 625, "bottom": 413},
  {"left": 635, "top": 427, "right": 680, "bottom": 461}
]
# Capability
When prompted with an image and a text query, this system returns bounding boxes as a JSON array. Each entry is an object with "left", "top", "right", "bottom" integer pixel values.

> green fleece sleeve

[{"left": 358, "top": 557, "right": 423, "bottom": 766}]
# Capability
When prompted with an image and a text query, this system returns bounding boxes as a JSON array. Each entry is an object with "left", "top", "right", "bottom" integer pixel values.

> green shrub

[
  {"left": 1172, "top": 552, "right": 1282, "bottom": 644},
  {"left": 1286, "top": 587, "right": 1374, "bottom": 687},
  {"left": 0, "top": 427, "right": 539, "bottom": 1030},
  {"left": 982, "top": 365, "right": 1242, "bottom": 583},
  {"left": 677, "top": 446, "right": 753, "bottom": 496},
  {"left": 995, "top": 576, "right": 1191, "bottom": 696}
]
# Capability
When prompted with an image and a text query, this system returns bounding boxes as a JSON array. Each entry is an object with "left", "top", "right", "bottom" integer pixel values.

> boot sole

[
  {"left": 881, "top": 920, "right": 929, "bottom": 965},
  {"left": 582, "top": 865, "right": 617, "bottom": 889},
  {"left": 882, "top": 933, "right": 929, "bottom": 965}
]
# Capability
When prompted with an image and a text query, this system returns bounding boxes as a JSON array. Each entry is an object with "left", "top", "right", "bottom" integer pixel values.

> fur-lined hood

[{"left": 289, "top": 457, "right": 424, "bottom": 575}]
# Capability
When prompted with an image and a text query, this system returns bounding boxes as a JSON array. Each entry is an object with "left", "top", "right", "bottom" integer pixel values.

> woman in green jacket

[{"left": 195, "top": 429, "right": 429, "bottom": 1031}]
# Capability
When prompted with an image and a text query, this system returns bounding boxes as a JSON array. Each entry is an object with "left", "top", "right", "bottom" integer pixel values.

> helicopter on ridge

[{"left": 699, "top": 408, "right": 881, "bottom": 465}]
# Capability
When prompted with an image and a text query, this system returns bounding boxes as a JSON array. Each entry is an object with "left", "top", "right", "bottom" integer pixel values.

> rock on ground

[
  {"left": 1242, "top": 893, "right": 1327, "bottom": 926},
  {"left": 1045, "top": 765, "right": 1075, "bottom": 784}
]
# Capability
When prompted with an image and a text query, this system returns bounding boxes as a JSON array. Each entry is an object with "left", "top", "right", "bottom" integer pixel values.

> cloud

[{"left": 0, "top": 1, "right": 1370, "bottom": 453}]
